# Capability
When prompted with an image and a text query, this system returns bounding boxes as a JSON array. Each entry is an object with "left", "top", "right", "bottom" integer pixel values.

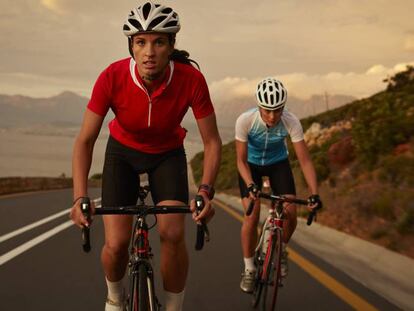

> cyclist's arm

[
  {"left": 192, "top": 113, "right": 221, "bottom": 222},
  {"left": 196, "top": 113, "right": 222, "bottom": 188},
  {"left": 292, "top": 140, "right": 318, "bottom": 195},
  {"left": 71, "top": 109, "right": 104, "bottom": 227},
  {"left": 235, "top": 139, "right": 254, "bottom": 186}
]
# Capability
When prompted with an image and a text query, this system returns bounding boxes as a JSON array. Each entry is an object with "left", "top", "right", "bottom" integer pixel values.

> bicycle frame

[
  {"left": 129, "top": 212, "right": 159, "bottom": 311},
  {"left": 79, "top": 186, "right": 209, "bottom": 311},
  {"left": 249, "top": 193, "right": 309, "bottom": 311},
  {"left": 253, "top": 200, "right": 284, "bottom": 311}
]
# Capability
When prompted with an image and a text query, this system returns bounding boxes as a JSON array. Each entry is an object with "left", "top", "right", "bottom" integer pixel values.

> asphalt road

[{"left": 0, "top": 189, "right": 401, "bottom": 310}]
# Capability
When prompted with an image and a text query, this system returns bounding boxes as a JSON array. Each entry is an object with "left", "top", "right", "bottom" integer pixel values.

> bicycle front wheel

[
  {"left": 261, "top": 229, "right": 283, "bottom": 311},
  {"left": 130, "top": 264, "right": 152, "bottom": 311},
  {"left": 251, "top": 252, "right": 264, "bottom": 308}
]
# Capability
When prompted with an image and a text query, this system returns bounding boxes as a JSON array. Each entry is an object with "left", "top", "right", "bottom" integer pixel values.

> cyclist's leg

[
  {"left": 148, "top": 146, "right": 188, "bottom": 310},
  {"left": 101, "top": 137, "right": 139, "bottom": 305},
  {"left": 157, "top": 212, "right": 187, "bottom": 309},
  {"left": 239, "top": 169, "right": 263, "bottom": 259},
  {"left": 239, "top": 164, "right": 263, "bottom": 292},
  {"left": 268, "top": 159, "right": 296, "bottom": 279},
  {"left": 267, "top": 158, "right": 297, "bottom": 243}
]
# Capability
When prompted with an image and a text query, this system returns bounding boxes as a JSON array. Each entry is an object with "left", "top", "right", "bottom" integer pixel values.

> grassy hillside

[{"left": 191, "top": 66, "right": 414, "bottom": 258}]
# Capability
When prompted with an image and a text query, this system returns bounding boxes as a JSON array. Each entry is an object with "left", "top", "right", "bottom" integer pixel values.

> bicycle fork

[
  {"left": 128, "top": 217, "right": 159, "bottom": 311},
  {"left": 256, "top": 212, "right": 284, "bottom": 287}
]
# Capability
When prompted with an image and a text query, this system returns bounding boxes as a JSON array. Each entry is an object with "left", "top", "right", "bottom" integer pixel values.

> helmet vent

[
  {"left": 165, "top": 21, "right": 178, "bottom": 28},
  {"left": 162, "top": 8, "right": 173, "bottom": 14},
  {"left": 149, "top": 16, "right": 167, "bottom": 29},
  {"left": 129, "top": 19, "right": 144, "bottom": 32},
  {"left": 258, "top": 92, "right": 263, "bottom": 103},
  {"left": 143, "top": 2, "right": 152, "bottom": 19}
]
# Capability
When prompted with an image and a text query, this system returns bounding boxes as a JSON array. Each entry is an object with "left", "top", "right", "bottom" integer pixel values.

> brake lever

[{"left": 80, "top": 197, "right": 91, "bottom": 252}]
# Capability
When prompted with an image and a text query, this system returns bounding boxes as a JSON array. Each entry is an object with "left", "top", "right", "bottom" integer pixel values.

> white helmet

[
  {"left": 123, "top": 2, "right": 181, "bottom": 37},
  {"left": 255, "top": 77, "right": 287, "bottom": 110}
]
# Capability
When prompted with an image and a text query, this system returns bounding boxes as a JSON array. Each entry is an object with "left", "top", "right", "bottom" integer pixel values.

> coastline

[{"left": 0, "top": 176, "right": 100, "bottom": 197}]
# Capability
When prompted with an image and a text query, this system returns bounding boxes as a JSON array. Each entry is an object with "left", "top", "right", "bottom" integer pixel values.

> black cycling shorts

[
  {"left": 101, "top": 136, "right": 189, "bottom": 206},
  {"left": 238, "top": 158, "right": 296, "bottom": 198}
]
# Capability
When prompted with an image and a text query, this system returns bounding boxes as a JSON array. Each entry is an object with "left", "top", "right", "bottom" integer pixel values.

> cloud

[
  {"left": 41, "top": 0, "right": 64, "bottom": 14},
  {"left": 0, "top": 72, "right": 90, "bottom": 97},
  {"left": 209, "top": 61, "right": 414, "bottom": 103},
  {"left": 365, "top": 65, "right": 387, "bottom": 75},
  {"left": 404, "top": 35, "right": 414, "bottom": 52}
]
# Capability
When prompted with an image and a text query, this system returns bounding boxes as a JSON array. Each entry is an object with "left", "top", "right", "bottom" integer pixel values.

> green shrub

[
  {"left": 395, "top": 206, "right": 414, "bottom": 234},
  {"left": 378, "top": 155, "right": 414, "bottom": 186},
  {"left": 371, "top": 192, "right": 395, "bottom": 220},
  {"left": 191, "top": 141, "right": 239, "bottom": 190},
  {"left": 190, "top": 152, "right": 204, "bottom": 185},
  {"left": 351, "top": 78, "right": 414, "bottom": 169},
  {"left": 90, "top": 173, "right": 102, "bottom": 180},
  {"left": 370, "top": 228, "right": 388, "bottom": 240}
]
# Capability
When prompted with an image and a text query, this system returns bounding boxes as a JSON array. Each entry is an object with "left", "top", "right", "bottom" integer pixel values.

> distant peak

[{"left": 55, "top": 90, "right": 81, "bottom": 98}]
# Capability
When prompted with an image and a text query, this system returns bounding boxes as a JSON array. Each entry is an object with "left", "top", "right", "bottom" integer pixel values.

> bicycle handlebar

[
  {"left": 245, "top": 193, "right": 318, "bottom": 225},
  {"left": 80, "top": 196, "right": 209, "bottom": 253},
  {"left": 80, "top": 197, "right": 91, "bottom": 253},
  {"left": 194, "top": 195, "right": 209, "bottom": 251}
]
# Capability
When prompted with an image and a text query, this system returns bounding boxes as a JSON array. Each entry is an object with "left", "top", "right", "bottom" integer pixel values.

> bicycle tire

[
  {"left": 261, "top": 229, "right": 283, "bottom": 311},
  {"left": 130, "top": 264, "right": 151, "bottom": 311},
  {"left": 251, "top": 251, "right": 264, "bottom": 308}
]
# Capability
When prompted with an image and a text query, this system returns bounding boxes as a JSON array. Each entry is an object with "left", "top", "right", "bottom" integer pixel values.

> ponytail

[{"left": 170, "top": 49, "right": 200, "bottom": 70}]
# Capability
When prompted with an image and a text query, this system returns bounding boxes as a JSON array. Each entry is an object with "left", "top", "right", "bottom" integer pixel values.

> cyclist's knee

[
  {"left": 159, "top": 226, "right": 185, "bottom": 246},
  {"left": 104, "top": 239, "right": 130, "bottom": 258},
  {"left": 284, "top": 203, "right": 297, "bottom": 219}
]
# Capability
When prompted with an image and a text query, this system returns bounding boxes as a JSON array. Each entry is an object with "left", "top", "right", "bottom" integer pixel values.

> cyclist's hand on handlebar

[
  {"left": 70, "top": 197, "right": 95, "bottom": 228},
  {"left": 307, "top": 194, "right": 322, "bottom": 211},
  {"left": 190, "top": 192, "right": 215, "bottom": 224},
  {"left": 247, "top": 183, "right": 260, "bottom": 200}
]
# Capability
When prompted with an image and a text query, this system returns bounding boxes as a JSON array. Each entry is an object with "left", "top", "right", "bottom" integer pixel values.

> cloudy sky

[{"left": 0, "top": 0, "right": 413, "bottom": 102}]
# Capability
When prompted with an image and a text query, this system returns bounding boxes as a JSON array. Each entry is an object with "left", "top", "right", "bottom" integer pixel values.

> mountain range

[{"left": 0, "top": 91, "right": 355, "bottom": 130}]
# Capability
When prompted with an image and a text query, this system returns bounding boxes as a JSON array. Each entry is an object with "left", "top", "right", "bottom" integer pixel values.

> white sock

[
  {"left": 106, "top": 277, "right": 124, "bottom": 303},
  {"left": 244, "top": 257, "right": 256, "bottom": 272},
  {"left": 165, "top": 289, "right": 185, "bottom": 311}
]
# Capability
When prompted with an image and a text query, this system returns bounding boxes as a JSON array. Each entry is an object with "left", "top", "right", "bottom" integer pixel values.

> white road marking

[
  {"left": 0, "top": 208, "right": 70, "bottom": 243},
  {"left": 0, "top": 220, "right": 73, "bottom": 266}
]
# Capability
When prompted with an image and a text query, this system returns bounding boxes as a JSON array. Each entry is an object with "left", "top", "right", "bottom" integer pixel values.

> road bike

[
  {"left": 79, "top": 185, "right": 209, "bottom": 311},
  {"left": 246, "top": 193, "right": 317, "bottom": 311}
]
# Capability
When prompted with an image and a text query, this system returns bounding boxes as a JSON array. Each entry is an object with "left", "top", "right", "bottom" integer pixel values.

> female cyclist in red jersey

[{"left": 69, "top": 2, "right": 222, "bottom": 310}]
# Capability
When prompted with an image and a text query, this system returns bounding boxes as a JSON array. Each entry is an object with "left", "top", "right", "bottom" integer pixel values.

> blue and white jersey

[{"left": 235, "top": 107, "right": 304, "bottom": 166}]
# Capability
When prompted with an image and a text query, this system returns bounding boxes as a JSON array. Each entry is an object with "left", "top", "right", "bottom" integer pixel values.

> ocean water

[{"left": 0, "top": 128, "right": 205, "bottom": 178}]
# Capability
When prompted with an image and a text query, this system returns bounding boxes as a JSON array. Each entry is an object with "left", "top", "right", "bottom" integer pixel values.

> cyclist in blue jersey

[{"left": 235, "top": 77, "right": 322, "bottom": 293}]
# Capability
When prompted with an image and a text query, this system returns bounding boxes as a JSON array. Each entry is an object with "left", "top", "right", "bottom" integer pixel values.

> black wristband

[
  {"left": 73, "top": 196, "right": 89, "bottom": 205},
  {"left": 198, "top": 184, "right": 215, "bottom": 200},
  {"left": 308, "top": 194, "right": 322, "bottom": 210},
  {"left": 247, "top": 183, "right": 259, "bottom": 195}
]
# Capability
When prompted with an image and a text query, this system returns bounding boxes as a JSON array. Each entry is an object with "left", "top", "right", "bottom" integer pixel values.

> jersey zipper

[
  {"left": 129, "top": 59, "right": 175, "bottom": 128},
  {"left": 261, "top": 129, "right": 270, "bottom": 165},
  {"left": 140, "top": 89, "right": 152, "bottom": 127},
  {"left": 147, "top": 96, "right": 152, "bottom": 127}
]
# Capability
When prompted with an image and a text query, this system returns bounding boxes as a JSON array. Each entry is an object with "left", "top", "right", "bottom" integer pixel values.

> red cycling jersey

[{"left": 88, "top": 57, "right": 214, "bottom": 153}]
